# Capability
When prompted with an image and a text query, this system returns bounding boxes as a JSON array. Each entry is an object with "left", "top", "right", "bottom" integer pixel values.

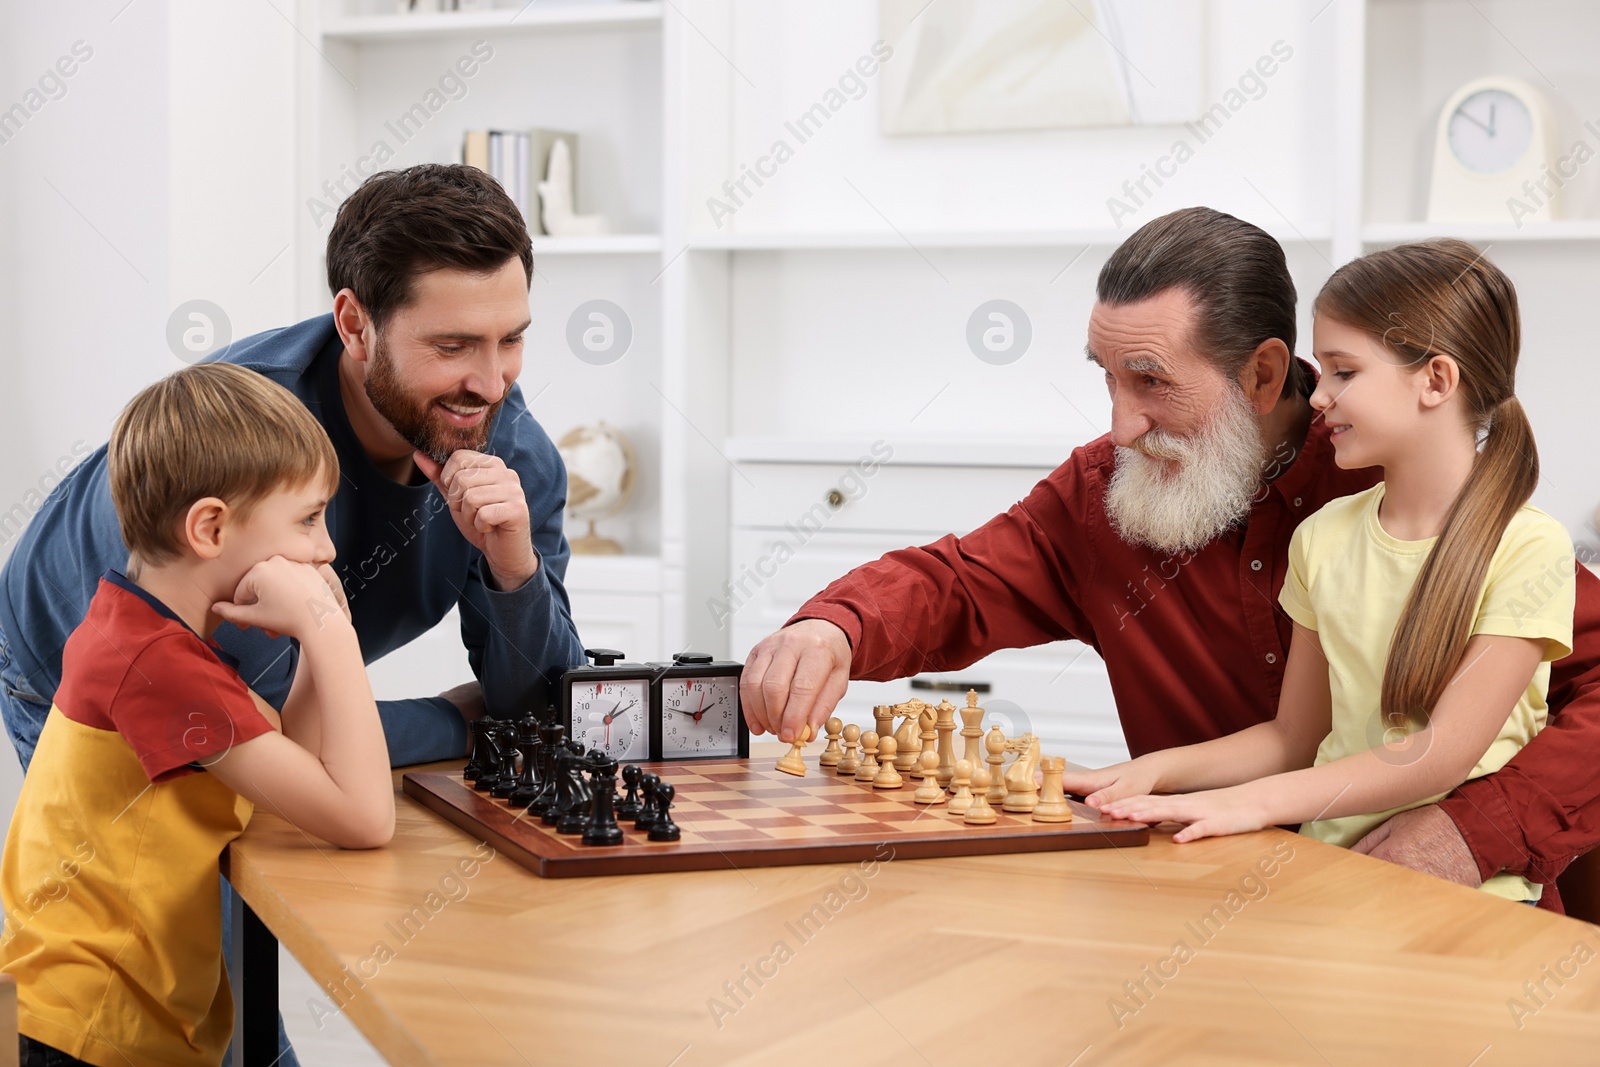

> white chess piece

[
  {"left": 964, "top": 765, "right": 997, "bottom": 825},
  {"left": 856, "top": 731, "right": 880, "bottom": 783},
  {"left": 913, "top": 751, "right": 944, "bottom": 804},
  {"left": 948, "top": 759, "right": 975, "bottom": 814},
  {"left": 538, "top": 140, "right": 609, "bottom": 237}
]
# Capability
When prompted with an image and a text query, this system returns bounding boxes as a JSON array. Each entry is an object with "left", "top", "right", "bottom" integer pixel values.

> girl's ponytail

[
  {"left": 1315, "top": 240, "right": 1537, "bottom": 729},
  {"left": 1381, "top": 395, "right": 1538, "bottom": 728}
]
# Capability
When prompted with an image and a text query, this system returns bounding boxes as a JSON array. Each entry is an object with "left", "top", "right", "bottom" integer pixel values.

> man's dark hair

[
  {"left": 326, "top": 163, "right": 533, "bottom": 330},
  {"left": 1096, "top": 206, "right": 1307, "bottom": 400}
]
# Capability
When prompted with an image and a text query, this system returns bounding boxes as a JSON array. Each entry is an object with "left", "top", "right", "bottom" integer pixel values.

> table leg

[{"left": 230, "top": 891, "right": 279, "bottom": 1066}]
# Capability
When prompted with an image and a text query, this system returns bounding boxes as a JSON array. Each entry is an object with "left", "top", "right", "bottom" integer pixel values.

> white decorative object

[
  {"left": 538, "top": 139, "right": 610, "bottom": 237},
  {"left": 1427, "top": 75, "right": 1561, "bottom": 224},
  {"left": 879, "top": 0, "right": 1203, "bottom": 135},
  {"left": 558, "top": 422, "right": 636, "bottom": 555}
]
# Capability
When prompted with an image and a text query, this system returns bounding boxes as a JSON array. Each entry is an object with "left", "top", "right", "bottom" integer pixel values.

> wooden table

[{"left": 226, "top": 760, "right": 1600, "bottom": 1066}]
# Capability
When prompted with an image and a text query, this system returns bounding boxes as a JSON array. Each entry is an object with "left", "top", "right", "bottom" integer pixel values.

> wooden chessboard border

[{"left": 402, "top": 760, "right": 1149, "bottom": 879}]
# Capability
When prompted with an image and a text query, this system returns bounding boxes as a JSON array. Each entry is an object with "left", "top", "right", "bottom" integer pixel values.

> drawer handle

[
  {"left": 911, "top": 679, "right": 991, "bottom": 693},
  {"left": 825, "top": 488, "right": 845, "bottom": 509}
]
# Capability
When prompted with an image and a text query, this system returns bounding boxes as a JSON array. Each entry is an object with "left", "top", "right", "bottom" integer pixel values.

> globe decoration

[{"left": 557, "top": 422, "right": 636, "bottom": 555}]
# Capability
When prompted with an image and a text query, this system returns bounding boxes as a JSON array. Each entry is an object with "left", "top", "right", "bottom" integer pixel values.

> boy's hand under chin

[{"left": 212, "top": 556, "right": 351, "bottom": 641}]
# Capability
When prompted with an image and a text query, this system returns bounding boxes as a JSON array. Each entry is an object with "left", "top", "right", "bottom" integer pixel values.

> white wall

[
  {"left": 0, "top": 0, "right": 176, "bottom": 818},
  {"left": 0, "top": 3, "right": 171, "bottom": 530},
  {"left": 716, "top": 0, "right": 1334, "bottom": 235},
  {"left": 705, "top": 0, "right": 1600, "bottom": 537}
]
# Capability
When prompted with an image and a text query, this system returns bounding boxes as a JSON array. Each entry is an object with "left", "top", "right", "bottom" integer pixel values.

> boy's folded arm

[
  {"left": 1249, "top": 632, "right": 1547, "bottom": 826},
  {"left": 275, "top": 643, "right": 323, "bottom": 760},
  {"left": 205, "top": 730, "right": 394, "bottom": 849},
  {"left": 213, "top": 626, "right": 394, "bottom": 849}
]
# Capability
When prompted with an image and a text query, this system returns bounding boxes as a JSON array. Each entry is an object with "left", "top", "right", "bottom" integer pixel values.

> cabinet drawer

[{"left": 732, "top": 461, "right": 1053, "bottom": 536}]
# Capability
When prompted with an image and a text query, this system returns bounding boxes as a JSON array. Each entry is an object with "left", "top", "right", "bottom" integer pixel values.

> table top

[{"left": 226, "top": 759, "right": 1600, "bottom": 1066}]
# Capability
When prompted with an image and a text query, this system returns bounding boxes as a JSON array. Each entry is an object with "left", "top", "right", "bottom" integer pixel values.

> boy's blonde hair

[{"left": 108, "top": 363, "right": 340, "bottom": 566}]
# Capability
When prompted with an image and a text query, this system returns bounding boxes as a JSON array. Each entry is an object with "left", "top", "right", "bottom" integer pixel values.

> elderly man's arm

[
  {"left": 742, "top": 458, "right": 1097, "bottom": 742},
  {"left": 1371, "top": 564, "right": 1600, "bottom": 900}
]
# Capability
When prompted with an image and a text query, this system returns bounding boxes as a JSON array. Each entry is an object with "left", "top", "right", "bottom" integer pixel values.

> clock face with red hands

[
  {"left": 570, "top": 679, "right": 649, "bottom": 761},
  {"left": 659, "top": 677, "right": 739, "bottom": 758}
]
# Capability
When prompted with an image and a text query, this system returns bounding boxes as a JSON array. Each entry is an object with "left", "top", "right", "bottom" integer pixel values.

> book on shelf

[{"left": 461, "top": 127, "right": 578, "bottom": 236}]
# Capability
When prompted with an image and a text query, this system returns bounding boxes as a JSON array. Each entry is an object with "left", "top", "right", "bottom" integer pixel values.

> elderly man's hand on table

[
  {"left": 1351, "top": 804, "right": 1483, "bottom": 887},
  {"left": 740, "top": 619, "right": 852, "bottom": 743}
]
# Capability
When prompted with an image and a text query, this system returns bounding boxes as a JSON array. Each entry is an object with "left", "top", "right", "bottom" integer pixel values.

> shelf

[
  {"left": 726, "top": 436, "right": 1086, "bottom": 469},
  {"left": 531, "top": 234, "right": 661, "bottom": 255},
  {"left": 689, "top": 226, "right": 1334, "bottom": 252},
  {"left": 322, "top": 3, "right": 662, "bottom": 41},
  {"left": 1362, "top": 220, "right": 1600, "bottom": 245}
]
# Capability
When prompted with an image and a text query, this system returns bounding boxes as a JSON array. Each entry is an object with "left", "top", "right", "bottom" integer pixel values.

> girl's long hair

[{"left": 1313, "top": 239, "right": 1537, "bottom": 728}]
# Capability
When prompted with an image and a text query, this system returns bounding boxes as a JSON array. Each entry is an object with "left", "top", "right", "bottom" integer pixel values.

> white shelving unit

[
  {"left": 1363, "top": 220, "right": 1600, "bottom": 245},
  {"left": 322, "top": 2, "right": 663, "bottom": 41},
  {"left": 529, "top": 234, "right": 663, "bottom": 255},
  {"left": 689, "top": 226, "right": 1336, "bottom": 251},
  {"left": 287, "top": 0, "right": 1600, "bottom": 682}
]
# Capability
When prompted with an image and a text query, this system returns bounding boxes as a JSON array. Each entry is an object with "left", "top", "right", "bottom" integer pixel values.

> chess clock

[
  {"left": 560, "top": 648, "right": 651, "bottom": 762},
  {"left": 1427, "top": 75, "right": 1561, "bottom": 223},
  {"left": 646, "top": 652, "right": 748, "bottom": 761}
]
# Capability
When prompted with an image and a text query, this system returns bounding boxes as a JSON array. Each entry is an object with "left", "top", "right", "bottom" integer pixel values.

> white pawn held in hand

[{"left": 775, "top": 723, "right": 812, "bottom": 777}]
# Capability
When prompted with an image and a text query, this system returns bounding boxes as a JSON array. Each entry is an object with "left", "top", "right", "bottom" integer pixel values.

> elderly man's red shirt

[{"left": 793, "top": 418, "right": 1600, "bottom": 913}]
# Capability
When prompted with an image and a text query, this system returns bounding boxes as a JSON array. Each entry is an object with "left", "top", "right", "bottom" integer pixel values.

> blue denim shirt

[{"left": 0, "top": 315, "right": 584, "bottom": 767}]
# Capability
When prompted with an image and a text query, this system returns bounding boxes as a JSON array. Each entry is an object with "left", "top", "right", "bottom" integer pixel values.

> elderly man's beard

[
  {"left": 1105, "top": 386, "right": 1266, "bottom": 555},
  {"left": 364, "top": 333, "right": 504, "bottom": 465}
]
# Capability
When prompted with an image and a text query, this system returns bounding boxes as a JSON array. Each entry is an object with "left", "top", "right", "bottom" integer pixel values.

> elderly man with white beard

[{"left": 738, "top": 206, "right": 1600, "bottom": 913}]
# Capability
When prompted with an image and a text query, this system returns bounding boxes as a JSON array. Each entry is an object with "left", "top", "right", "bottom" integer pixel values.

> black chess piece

[
  {"left": 557, "top": 743, "right": 597, "bottom": 835},
  {"left": 647, "top": 781, "right": 681, "bottom": 842},
  {"left": 634, "top": 773, "right": 661, "bottom": 832},
  {"left": 507, "top": 716, "right": 544, "bottom": 806},
  {"left": 527, "top": 722, "right": 566, "bottom": 815},
  {"left": 581, "top": 752, "right": 625, "bottom": 847},
  {"left": 542, "top": 744, "right": 578, "bottom": 826},
  {"left": 463, "top": 718, "right": 490, "bottom": 780},
  {"left": 616, "top": 764, "right": 643, "bottom": 820},
  {"left": 472, "top": 722, "right": 509, "bottom": 791},
  {"left": 489, "top": 722, "right": 522, "bottom": 798}
]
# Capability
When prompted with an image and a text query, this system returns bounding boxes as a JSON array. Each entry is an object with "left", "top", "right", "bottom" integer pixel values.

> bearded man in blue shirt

[{"left": 0, "top": 163, "right": 584, "bottom": 773}]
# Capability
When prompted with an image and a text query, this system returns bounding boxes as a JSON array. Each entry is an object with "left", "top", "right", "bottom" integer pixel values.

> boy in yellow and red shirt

[{"left": 1, "top": 363, "right": 394, "bottom": 1066}]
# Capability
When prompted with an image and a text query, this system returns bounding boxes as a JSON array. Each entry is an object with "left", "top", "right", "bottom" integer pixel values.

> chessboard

[{"left": 403, "top": 759, "right": 1149, "bottom": 879}]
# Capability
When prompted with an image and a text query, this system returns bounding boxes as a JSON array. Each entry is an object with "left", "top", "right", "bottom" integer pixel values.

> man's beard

[
  {"left": 1104, "top": 386, "right": 1267, "bottom": 555},
  {"left": 365, "top": 334, "right": 504, "bottom": 465}
]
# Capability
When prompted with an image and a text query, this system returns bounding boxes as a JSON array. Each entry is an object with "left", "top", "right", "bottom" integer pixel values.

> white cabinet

[
  {"left": 728, "top": 440, "right": 1129, "bottom": 767},
  {"left": 564, "top": 556, "right": 663, "bottom": 661}
]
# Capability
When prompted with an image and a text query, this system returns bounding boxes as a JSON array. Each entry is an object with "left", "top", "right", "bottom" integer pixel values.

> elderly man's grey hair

[{"left": 1097, "top": 206, "right": 1309, "bottom": 400}]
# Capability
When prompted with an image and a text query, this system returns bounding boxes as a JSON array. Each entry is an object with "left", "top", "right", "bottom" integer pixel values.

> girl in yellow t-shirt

[{"left": 1065, "top": 239, "right": 1574, "bottom": 901}]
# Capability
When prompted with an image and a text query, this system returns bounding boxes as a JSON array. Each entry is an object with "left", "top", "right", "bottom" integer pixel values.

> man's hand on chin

[
  {"left": 415, "top": 449, "right": 539, "bottom": 591},
  {"left": 1350, "top": 804, "right": 1483, "bottom": 888}
]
